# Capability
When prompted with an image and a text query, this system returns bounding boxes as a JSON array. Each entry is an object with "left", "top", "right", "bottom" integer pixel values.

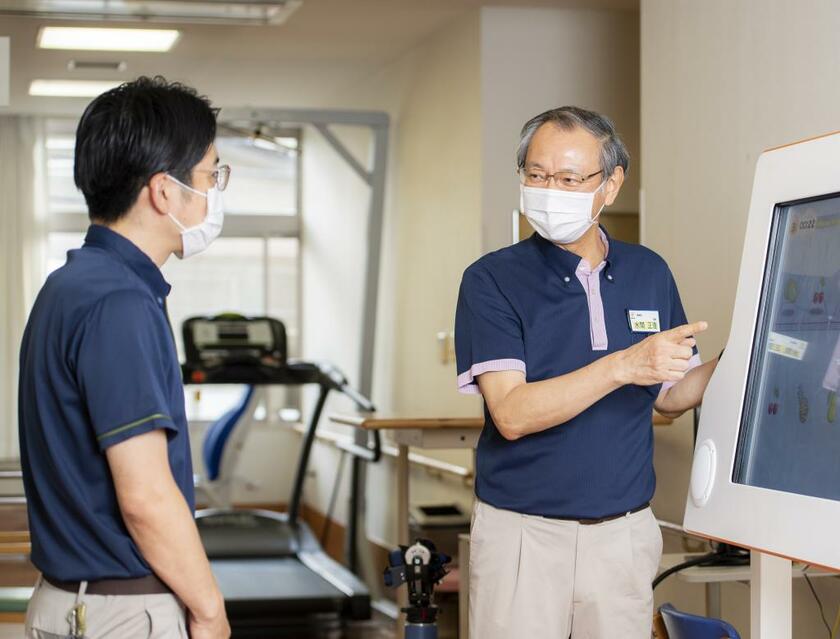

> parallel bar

[{"left": 292, "top": 424, "right": 471, "bottom": 479}]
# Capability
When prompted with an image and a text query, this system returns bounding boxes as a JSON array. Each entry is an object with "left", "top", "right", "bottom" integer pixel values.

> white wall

[
  {"left": 388, "top": 15, "right": 483, "bottom": 423},
  {"left": 480, "top": 7, "right": 640, "bottom": 252},
  {"left": 642, "top": 0, "right": 840, "bottom": 633}
]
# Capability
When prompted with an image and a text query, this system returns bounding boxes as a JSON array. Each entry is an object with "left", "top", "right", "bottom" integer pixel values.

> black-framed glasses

[
  {"left": 195, "top": 164, "right": 232, "bottom": 191},
  {"left": 518, "top": 167, "right": 603, "bottom": 190}
]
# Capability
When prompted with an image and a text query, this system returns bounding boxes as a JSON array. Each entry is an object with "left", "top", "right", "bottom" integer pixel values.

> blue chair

[
  {"left": 202, "top": 385, "right": 257, "bottom": 482},
  {"left": 659, "top": 603, "right": 740, "bottom": 639},
  {"left": 194, "top": 385, "right": 262, "bottom": 508}
]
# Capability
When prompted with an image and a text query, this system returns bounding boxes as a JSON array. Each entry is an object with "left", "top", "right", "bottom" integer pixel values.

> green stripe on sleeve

[{"left": 97, "top": 413, "right": 172, "bottom": 442}]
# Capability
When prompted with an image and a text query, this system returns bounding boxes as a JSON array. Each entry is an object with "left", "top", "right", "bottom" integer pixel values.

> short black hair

[{"left": 74, "top": 76, "right": 219, "bottom": 223}]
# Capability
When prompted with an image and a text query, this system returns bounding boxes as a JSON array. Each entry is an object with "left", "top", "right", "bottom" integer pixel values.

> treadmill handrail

[
  {"left": 287, "top": 382, "right": 329, "bottom": 527},
  {"left": 336, "top": 434, "right": 381, "bottom": 463},
  {"left": 183, "top": 358, "right": 378, "bottom": 538}
]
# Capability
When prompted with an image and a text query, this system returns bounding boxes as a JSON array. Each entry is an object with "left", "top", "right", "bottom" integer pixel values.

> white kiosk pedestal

[{"left": 751, "top": 551, "right": 791, "bottom": 639}]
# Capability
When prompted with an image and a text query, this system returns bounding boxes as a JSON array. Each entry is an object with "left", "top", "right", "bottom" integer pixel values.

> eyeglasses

[
  {"left": 518, "top": 167, "right": 603, "bottom": 190},
  {"left": 194, "top": 164, "right": 232, "bottom": 192}
]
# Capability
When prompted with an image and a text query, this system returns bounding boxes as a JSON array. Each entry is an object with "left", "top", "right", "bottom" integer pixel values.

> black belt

[
  {"left": 45, "top": 574, "right": 171, "bottom": 596},
  {"left": 544, "top": 502, "right": 650, "bottom": 526}
]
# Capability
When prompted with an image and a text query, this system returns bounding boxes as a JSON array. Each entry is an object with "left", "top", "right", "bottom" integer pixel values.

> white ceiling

[{"left": 0, "top": 0, "right": 638, "bottom": 114}]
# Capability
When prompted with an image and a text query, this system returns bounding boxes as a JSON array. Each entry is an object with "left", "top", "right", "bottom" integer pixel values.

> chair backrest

[
  {"left": 659, "top": 603, "right": 741, "bottom": 639},
  {"left": 202, "top": 385, "right": 257, "bottom": 482}
]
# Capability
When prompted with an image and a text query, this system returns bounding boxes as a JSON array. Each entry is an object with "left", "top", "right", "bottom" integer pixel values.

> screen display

[
  {"left": 191, "top": 320, "right": 275, "bottom": 348},
  {"left": 733, "top": 194, "right": 840, "bottom": 501}
]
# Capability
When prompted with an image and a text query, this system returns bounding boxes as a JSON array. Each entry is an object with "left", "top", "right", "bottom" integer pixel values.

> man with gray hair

[{"left": 454, "top": 106, "right": 721, "bottom": 637}]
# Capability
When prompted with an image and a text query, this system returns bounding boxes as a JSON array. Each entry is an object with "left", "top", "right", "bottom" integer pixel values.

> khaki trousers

[
  {"left": 24, "top": 577, "right": 188, "bottom": 639},
  {"left": 469, "top": 500, "right": 663, "bottom": 639}
]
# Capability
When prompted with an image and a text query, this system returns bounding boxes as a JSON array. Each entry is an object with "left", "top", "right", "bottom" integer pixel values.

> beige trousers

[
  {"left": 24, "top": 577, "right": 188, "bottom": 639},
  {"left": 469, "top": 500, "right": 663, "bottom": 639}
]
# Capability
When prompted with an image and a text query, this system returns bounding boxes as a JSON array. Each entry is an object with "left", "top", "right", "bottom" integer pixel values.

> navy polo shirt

[
  {"left": 455, "top": 229, "right": 700, "bottom": 519},
  {"left": 18, "top": 225, "right": 194, "bottom": 581}
]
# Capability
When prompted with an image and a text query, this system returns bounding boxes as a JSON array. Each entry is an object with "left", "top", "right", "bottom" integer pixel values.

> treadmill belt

[{"left": 212, "top": 557, "right": 346, "bottom": 615}]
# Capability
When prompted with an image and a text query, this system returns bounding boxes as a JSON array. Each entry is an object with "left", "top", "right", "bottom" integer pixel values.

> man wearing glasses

[
  {"left": 455, "top": 106, "right": 719, "bottom": 637},
  {"left": 19, "top": 77, "right": 231, "bottom": 638}
]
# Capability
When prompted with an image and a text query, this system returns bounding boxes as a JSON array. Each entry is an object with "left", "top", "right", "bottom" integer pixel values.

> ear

[
  {"left": 148, "top": 172, "right": 179, "bottom": 217},
  {"left": 603, "top": 166, "right": 625, "bottom": 207}
]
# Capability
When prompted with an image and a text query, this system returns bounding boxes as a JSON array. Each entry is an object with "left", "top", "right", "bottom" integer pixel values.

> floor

[
  {"left": 0, "top": 624, "right": 21, "bottom": 638},
  {"left": 346, "top": 613, "right": 398, "bottom": 638},
  {"left": 0, "top": 613, "right": 400, "bottom": 639}
]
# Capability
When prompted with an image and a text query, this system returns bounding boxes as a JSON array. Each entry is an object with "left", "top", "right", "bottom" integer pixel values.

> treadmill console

[{"left": 182, "top": 314, "right": 288, "bottom": 383}]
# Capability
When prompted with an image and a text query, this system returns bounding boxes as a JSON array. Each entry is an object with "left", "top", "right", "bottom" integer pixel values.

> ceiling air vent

[{"left": 67, "top": 60, "right": 128, "bottom": 72}]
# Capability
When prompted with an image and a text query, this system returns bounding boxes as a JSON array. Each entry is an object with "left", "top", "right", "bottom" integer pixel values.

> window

[{"left": 44, "top": 119, "right": 302, "bottom": 422}]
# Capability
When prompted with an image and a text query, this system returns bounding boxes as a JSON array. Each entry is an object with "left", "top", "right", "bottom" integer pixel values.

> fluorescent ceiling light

[
  {"left": 38, "top": 27, "right": 179, "bottom": 52},
  {"left": 0, "top": 1, "right": 303, "bottom": 26},
  {"left": 29, "top": 79, "right": 122, "bottom": 98}
]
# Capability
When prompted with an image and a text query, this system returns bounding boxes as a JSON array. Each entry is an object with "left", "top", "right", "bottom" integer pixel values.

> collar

[
  {"left": 83, "top": 225, "right": 172, "bottom": 300},
  {"left": 532, "top": 225, "right": 616, "bottom": 285}
]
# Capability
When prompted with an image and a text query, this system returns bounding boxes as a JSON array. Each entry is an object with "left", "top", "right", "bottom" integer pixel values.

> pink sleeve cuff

[
  {"left": 659, "top": 353, "right": 703, "bottom": 394},
  {"left": 457, "top": 358, "right": 526, "bottom": 395}
]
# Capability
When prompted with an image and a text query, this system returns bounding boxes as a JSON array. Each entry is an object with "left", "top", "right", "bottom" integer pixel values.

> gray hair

[{"left": 516, "top": 106, "right": 630, "bottom": 178}]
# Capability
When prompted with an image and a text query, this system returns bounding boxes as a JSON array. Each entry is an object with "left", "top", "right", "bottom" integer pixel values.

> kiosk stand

[{"left": 751, "top": 552, "right": 791, "bottom": 638}]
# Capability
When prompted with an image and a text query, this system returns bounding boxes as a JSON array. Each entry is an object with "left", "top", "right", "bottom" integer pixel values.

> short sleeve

[
  {"left": 454, "top": 266, "right": 526, "bottom": 394},
  {"left": 661, "top": 269, "right": 702, "bottom": 392},
  {"left": 75, "top": 290, "right": 178, "bottom": 451}
]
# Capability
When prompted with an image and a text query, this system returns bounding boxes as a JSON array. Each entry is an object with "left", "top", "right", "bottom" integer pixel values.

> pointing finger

[{"left": 665, "top": 321, "right": 708, "bottom": 341}]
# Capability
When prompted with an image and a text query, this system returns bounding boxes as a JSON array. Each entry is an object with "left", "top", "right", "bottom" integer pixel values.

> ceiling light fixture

[
  {"left": 2, "top": 1, "right": 303, "bottom": 26},
  {"left": 39, "top": 26, "right": 180, "bottom": 52},
  {"left": 29, "top": 79, "right": 123, "bottom": 98}
]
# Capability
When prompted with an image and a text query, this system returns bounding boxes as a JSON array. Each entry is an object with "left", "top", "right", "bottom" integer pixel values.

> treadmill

[{"left": 181, "top": 314, "right": 381, "bottom": 637}]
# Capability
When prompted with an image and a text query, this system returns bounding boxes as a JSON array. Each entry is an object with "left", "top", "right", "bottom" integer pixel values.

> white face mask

[
  {"left": 520, "top": 182, "right": 606, "bottom": 244},
  {"left": 166, "top": 174, "right": 225, "bottom": 259}
]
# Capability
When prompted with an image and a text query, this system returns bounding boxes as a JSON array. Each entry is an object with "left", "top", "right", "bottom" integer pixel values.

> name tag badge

[{"left": 628, "top": 310, "right": 661, "bottom": 333}]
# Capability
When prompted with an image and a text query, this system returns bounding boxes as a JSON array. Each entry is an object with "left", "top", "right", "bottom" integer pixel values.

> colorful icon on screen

[
  {"left": 809, "top": 277, "right": 826, "bottom": 316},
  {"left": 768, "top": 387, "right": 780, "bottom": 416},
  {"left": 828, "top": 391, "right": 837, "bottom": 424},
  {"left": 784, "top": 278, "right": 799, "bottom": 303},
  {"left": 798, "top": 385, "right": 809, "bottom": 423},
  {"left": 781, "top": 277, "right": 799, "bottom": 318}
]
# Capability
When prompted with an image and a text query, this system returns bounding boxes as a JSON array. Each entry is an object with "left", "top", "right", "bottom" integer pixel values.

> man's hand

[
  {"left": 615, "top": 321, "right": 708, "bottom": 387},
  {"left": 189, "top": 604, "right": 231, "bottom": 639}
]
